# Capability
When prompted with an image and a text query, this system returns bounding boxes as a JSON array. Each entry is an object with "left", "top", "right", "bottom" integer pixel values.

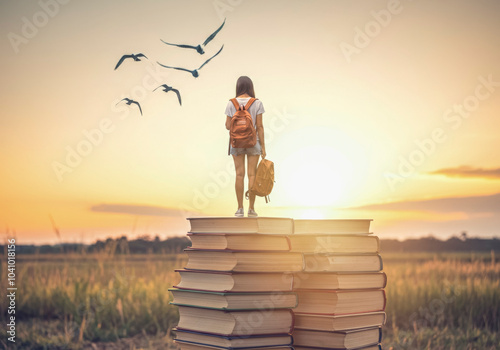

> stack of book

[
  {"left": 171, "top": 217, "right": 301, "bottom": 350},
  {"left": 291, "top": 219, "right": 386, "bottom": 350}
]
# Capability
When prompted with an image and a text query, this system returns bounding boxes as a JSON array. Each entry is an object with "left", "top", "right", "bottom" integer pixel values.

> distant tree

[
  {"left": 117, "top": 235, "right": 129, "bottom": 254},
  {"left": 137, "top": 234, "right": 152, "bottom": 241}
]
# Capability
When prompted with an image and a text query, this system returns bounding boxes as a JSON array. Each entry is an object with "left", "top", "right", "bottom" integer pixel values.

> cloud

[
  {"left": 356, "top": 193, "right": 500, "bottom": 214},
  {"left": 429, "top": 166, "right": 500, "bottom": 179},
  {"left": 90, "top": 203, "right": 199, "bottom": 217}
]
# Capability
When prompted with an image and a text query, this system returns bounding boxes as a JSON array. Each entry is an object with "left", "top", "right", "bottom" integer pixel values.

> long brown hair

[{"left": 235, "top": 76, "right": 255, "bottom": 98}]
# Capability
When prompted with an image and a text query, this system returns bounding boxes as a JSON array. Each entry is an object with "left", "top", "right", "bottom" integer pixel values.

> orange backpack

[
  {"left": 245, "top": 158, "right": 275, "bottom": 203},
  {"left": 228, "top": 97, "right": 257, "bottom": 155}
]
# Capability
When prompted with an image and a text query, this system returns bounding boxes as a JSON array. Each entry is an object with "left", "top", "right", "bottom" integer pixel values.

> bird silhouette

[
  {"left": 116, "top": 98, "right": 143, "bottom": 115},
  {"left": 114, "top": 53, "right": 148, "bottom": 70},
  {"left": 153, "top": 84, "right": 182, "bottom": 106},
  {"left": 160, "top": 18, "right": 225, "bottom": 55},
  {"left": 157, "top": 45, "right": 224, "bottom": 78}
]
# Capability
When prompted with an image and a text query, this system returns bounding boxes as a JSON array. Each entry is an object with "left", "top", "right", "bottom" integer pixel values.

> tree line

[
  {"left": 1, "top": 235, "right": 191, "bottom": 255},
  {"left": 1, "top": 234, "right": 499, "bottom": 255}
]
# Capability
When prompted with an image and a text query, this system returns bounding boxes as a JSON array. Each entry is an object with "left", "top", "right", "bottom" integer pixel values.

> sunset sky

[{"left": 1, "top": 0, "right": 499, "bottom": 244}]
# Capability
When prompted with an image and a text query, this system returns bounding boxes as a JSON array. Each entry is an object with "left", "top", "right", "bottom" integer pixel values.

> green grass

[{"left": 1, "top": 251, "right": 499, "bottom": 349}]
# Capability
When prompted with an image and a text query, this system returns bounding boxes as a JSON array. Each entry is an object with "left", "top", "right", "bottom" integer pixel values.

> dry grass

[
  {"left": 382, "top": 252, "right": 500, "bottom": 349},
  {"left": 0, "top": 252, "right": 499, "bottom": 349}
]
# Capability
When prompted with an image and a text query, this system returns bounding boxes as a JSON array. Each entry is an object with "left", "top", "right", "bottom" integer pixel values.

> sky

[{"left": 1, "top": 0, "right": 499, "bottom": 244}]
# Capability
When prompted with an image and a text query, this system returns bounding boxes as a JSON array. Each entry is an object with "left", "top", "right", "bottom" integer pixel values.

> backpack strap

[
  {"left": 231, "top": 97, "right": 258, "bottom": 111},
  {"left": 230, "top": 98, "right": 240, "bottom": 110},
  {"left": 244, "top": 98, "right": 257, "bottom": 110}
]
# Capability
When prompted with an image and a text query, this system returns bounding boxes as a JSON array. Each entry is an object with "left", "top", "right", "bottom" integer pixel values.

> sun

[
  {"left": 280, "top": 144, "right": 355, "bottom": 207},
  {"left": 277, "top": 129, "right": 364, "bottom": 209}
]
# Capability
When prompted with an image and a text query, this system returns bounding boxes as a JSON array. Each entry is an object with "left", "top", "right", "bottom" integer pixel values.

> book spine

[
  {"left": 382, "top": 289, "right": 387, "bottom": 312},
  {"left": 175, "top": 338, "right": 294, "bottom": 349},
  {"left": 285, "top": 236, "right": 292, "bottom": 251},
  {"left": 382, "top": 272, "right": 388, "bottom": 288},
  {"left": 288, "top": 309, "right": 295, "bottom": 334},
  {"left": 173, "top": 285, "right": 232, "bottom": 293}
]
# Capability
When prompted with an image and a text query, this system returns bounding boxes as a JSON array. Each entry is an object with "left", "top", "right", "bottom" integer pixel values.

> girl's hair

[{"left": 235, "top": 76, "right": 256, "bottom": 98}]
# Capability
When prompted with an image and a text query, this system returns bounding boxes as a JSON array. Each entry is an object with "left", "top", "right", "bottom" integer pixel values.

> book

[
  {"left": 294, "top": 312, "right": 386, "bottom": 331},
  {"left": 303, "top": 253, "right": 383, "bottom": 272},
  {"left": 292, "top": 272, "right": 387, "bottom": 290},
  {"left": 175, "top": 340, "right": 294, "bottom": 350},
  {"left": 293, "top": 219, "right": 372, "bottom": 234},
  {"left": 294, "top": 290, "right": 386, "bottom": 315},
  {"left": 170, "top": 288, "right": 298, "bottom": 310},
  {"left": 185, "top": 249, "right": 304, "bottom": 272},
  {"left": 289, "top": 235, "right": 379, "bottom": 253},
  {"left": 175, "top": 269, "right": 294, "bottom": 293},
  {"left": 292, "top": 327, "right": 382, "bottom": 349},
  {"left": 187, "top": 217, "right": 293, "bottom": 235},
  {"left": 188, "top": 234, "right": 291, "bottom": 251},
  {"left": 292, "top": 344, "right": 381, "bottom": 350},
  {"left": 176, "top": 305, "right": 294, "bottom": 335},
  {"left": 174, "top": 328, "right": 293, "bottom": 348}
]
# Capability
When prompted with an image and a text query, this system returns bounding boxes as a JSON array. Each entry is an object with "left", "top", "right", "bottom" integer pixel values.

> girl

[{"left": 225, "top": 76, "right": 266, "bottom": 217}]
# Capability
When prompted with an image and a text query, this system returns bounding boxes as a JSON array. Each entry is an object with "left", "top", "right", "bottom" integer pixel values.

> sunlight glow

[
  {"left": 274, "top": 125, "right": 369, "bottom": 209},
  {"left": 296, "top": 208, "right": 327, "bottom": 219},
  {"left": 280, "top": 145, "right": 355, "bottom": 207}
]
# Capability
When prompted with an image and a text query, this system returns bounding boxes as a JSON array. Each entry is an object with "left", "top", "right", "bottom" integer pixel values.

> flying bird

[
  {"left": 153, "top": 84, "right": 182, "bottom": 106},
  {"left": 160, "top": 18, "right": 225, "bottom": 55},
  {"left": 114, "top": 53, "right": 148, "bottom": 70},
  {"left": 116, "top": 98, "right": 143, "bottom": 115},
  {"left": 157, "top": 45, "right": 224, "bottom": 78}
]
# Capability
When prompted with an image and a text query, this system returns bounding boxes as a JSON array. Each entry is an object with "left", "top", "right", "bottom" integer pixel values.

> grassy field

[
  {"left": 1, "top": 251, "right": 499, "bottom": 349},
  {"left": 382, "top": 252, "right": 500, "bottom": 349}
]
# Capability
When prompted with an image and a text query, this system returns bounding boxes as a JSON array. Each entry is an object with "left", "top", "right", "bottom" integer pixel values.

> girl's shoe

[
  {"left": 248, "top": 208, "right": 258, "bottom": 217},
  {"left": 235, "top": 208, "right": 244, "bottom": 217}
]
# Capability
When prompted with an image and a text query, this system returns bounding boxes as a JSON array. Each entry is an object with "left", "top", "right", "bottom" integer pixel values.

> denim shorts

[{"left": 230, "top": 139, "right": 262, "bottom": 156}]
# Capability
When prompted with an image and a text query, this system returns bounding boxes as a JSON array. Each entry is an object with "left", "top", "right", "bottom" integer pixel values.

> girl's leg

[
  {"left": 247, "top": 154, "right": 260, "bottom": 210},
  {"left": 232, "top": 154, "right": 245, "bottom": 209}
]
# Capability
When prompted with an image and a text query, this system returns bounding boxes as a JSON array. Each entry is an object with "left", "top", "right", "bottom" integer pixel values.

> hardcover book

[
  {"left": 187, "top": 217, "right": 294, "bottom": 235},
  {"left": 184, "top": 249, "right": 303, "bottom": 272},
  {"left": 292, "top": 327, "right": 382, "bottom": 349},
  {"left": 292, "top": 344, "right": 381, "bottom": 350},
  {"left": 294, "top": 311, "right": 386, "bottom": 331},
  {"left": 289, "top": 235, "right": 379, "bottom": 254},
  {"left": 292, "top": 272, "right": 387, "bottom": 290},
  {"left": 169, "top": 288, "right": 298, "bottom": 310},
  {"left": 303, "top": 254, "right": 383, "bottom": 272},
  {"left": 176, "top": 305, "right": 294, "bottom": 336},
  {"left": 294, "top": 290, "right": 386, "bottom": 315},
  {"left": 188, "top": 233, "right": 291, "bottom": 251},
  {"left": 293, "top": 219, "right": 373, "bottom": 234},
  {"left": 174, "top": 328, "right": 293, "bottom": 349},
  {"left": 175, "top": 269, "right": 294, "bottom": 293},
  {"left": 175, "top": 341, "right": 294, "bottom": 350}
]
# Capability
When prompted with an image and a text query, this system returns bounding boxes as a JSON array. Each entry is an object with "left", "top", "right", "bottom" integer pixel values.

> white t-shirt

[{"left": 225, "top": 97, "right": 265, "bottom": 140}]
